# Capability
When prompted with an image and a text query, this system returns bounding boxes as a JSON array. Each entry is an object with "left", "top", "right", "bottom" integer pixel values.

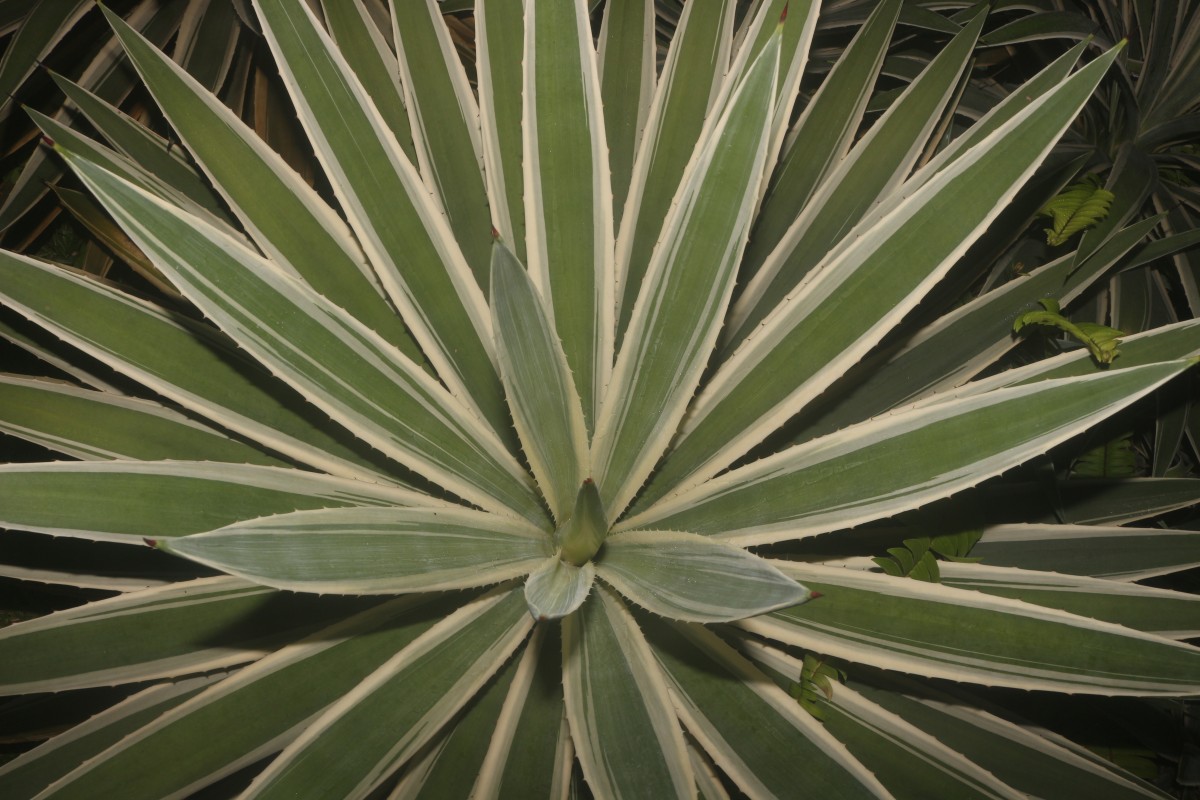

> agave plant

[{"left": 2, "top": 0, "right": 1200, "bottom": 797}]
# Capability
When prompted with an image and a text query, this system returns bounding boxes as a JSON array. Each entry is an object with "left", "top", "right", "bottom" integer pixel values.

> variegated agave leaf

[{"left": 0, "top": 2, "right": 1196, "bottom": 799}]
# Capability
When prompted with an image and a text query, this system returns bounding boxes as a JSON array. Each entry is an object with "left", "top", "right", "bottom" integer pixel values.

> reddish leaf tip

[
  {"left": 780, "top": 2, "right": 789, "bottom": 24},
  {"left": 40, "top": 135, "right": 55, "bottom": 148},
  {"left": 808, "top": 590, "right": 823, "bottom": 600},
  {"left": 490, "top": 226, "right": 500, "bottom": 239},
  {"left": 143, "top": 537, "right": 158, "bottom": 548}
]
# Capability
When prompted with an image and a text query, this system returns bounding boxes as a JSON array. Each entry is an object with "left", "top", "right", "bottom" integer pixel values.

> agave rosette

[{"left": 1, "top": 1, "right": 1199, "bottom": 798}]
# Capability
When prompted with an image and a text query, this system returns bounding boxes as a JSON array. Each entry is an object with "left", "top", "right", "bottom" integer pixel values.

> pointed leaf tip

[{"left": 557, "top": 479, "right": 607, "bottom": 566}]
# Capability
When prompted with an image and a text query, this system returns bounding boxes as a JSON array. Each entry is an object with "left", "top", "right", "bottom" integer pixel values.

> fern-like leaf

[
  {"left": 1071, "top": 432, "right": 1137, "bottom": 478},
  {"left": 1013, "top": 298, "right": 1125, "bottom": 365},
  {"left": 872, "top": 530, "right": 984, "bottom": 582},
  {"left": 1037, "top": 173, "right": 1115, "bottom": 246},
  {"left": 790, "top": 653, "right": 847, "bottom": 721},
  {"left": 873, "top": 538, "right": 942, "bottom": 581}
]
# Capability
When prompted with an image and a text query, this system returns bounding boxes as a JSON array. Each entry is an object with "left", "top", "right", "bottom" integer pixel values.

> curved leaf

[{"left": 524, "top": 557, "right": 595, "bottom": 622}]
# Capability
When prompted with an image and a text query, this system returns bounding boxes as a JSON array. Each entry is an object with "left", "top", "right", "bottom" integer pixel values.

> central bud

[{"left": 555, "top": 479, "right": 608, "bottom": 566}]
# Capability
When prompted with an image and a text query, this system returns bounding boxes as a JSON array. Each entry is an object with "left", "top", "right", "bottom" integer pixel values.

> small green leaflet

[
  {"left": 872, "top": 530, "right": 984, "bottom": 582},
  {"left": 789, "top": 653, "right": 846, "bottom": 721},
  {"left": 1070, "top": 432, "right": 1137, "bottom": 478},
  {"left": 1014, "top": 298, "right": 1125, "bottom": 365},
  {"left": 1037, "top": 173, "right": 1115, "bottom": 246}
]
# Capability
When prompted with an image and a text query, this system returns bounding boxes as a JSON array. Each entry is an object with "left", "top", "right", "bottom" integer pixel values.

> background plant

[{"left": 0, "top": 1, "right": 1199, "bottom": 798}]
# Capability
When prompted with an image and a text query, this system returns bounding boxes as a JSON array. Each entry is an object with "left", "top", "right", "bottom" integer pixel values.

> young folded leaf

[{"left": 525, "top": 557, "right": 596, "bottom": 622}]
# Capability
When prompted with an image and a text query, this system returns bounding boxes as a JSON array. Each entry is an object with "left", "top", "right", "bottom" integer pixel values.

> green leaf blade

[
  {"left": 243, "top": 588, "right": 532, "bottom": 800},
  {"left": 637, "top": 43, "right": 1125, "bottom": 513},
  {"left": 490, "top": 239, "right": 588, "bottom": 522},
  {"left": 938, "top": 562, "right": 1200, "bottom": 637},
  {"left": 319, "top": 0, "right": 415, "bottom": 160},
  {"left": 563, "top": 587, "right": 694, "bottom": 799},
  {"left": 476, "top": 0, "right": 526, "bottom": 260},
  {"left": 853, "top": 681, "right": 1171, "bottom": 800},
  {"left": 0, "top": 577, "right": 370, "bottom": 694},
  {"left": 973, "top": 524, "right": 1200, "bottom": 581},
  {"left": 0, "top": 251, "right": 391, "bottom": 482},
  {"left": 615, "top": 0, "right": 735, "bottom": 341},
  {"left": 250, "top": 0, "right": 510, "bottom": 441},
  {"left": 162, "top": 507, "right": 552, "bottom": 595},
  {"left": 728, "top": 8, "right": 987, "bottom": 346},
  {"left": 643, "top": 618, "right": 892, "bottom": 799},
  {"left": 0, "top": 461, "right": 427, "bottom": 543},
  {"left": 61, "top": 151, "right": 547, "bottom": 527},
  {"left": 597, "top": 530, "right": 810, "bottom": 622},
  {"left": 744, "top": 0, "right": 902, "bottom": 285},
  {"left": 390, "top": 0, "right": 492, "bottom": 284},
  {"left": 598, "top": 0, "right": 655, "bottom": 228},
  {"left": 624, "top": 362, "right": 1189, "bottom": 546},
  {"left": 747, "top": 563, "right": 1200, "bottom": 696},
  {"left": 102, "top": 7, "right": 423, "bottom": 363},
  {"left": 34, "top": 595, "right": 459, "bottom": 800},
  {"left": 478, "top": 624, "right": 574, "bottom": 799},
  {"left": 0, "top": 375, "right": 282, "bottom": 465},
  {"left": 523, "top": 0, "right": 615, "bottom": 432},
  {"left": 0, "top": 677, "right": 217, "bottom": 800},
  {"left": 593, "top": 30, "right": 781, "bottom": 520}
]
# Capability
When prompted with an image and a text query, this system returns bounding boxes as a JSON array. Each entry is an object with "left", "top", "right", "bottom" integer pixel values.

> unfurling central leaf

[{"left": 556, "top": 479, "right": 608, "bottom": 566}]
